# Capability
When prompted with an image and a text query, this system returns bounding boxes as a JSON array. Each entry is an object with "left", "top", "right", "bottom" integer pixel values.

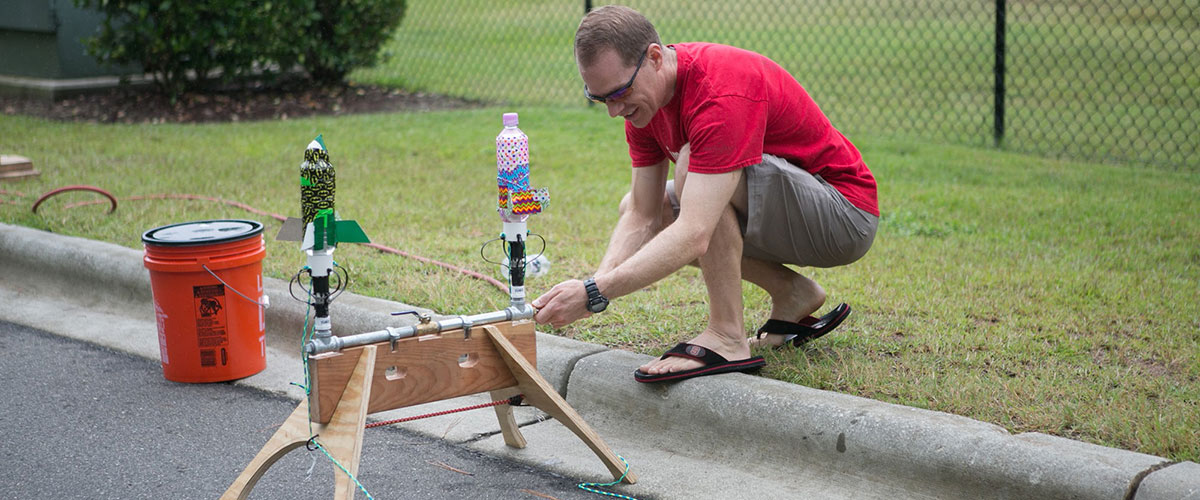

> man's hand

[{"left": 532, "top": 279, "right": 592, "bottom": 328}]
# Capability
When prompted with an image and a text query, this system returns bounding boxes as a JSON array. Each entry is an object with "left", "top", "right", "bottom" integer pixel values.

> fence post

[
  {"left": 583, "top": 0, "right": 593, "bottom": 107},
  {"left": 993, "top": 0, "right": 1006, "bottom": 147}
]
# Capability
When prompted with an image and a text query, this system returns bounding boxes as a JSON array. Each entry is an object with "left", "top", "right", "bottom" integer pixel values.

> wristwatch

[{"left": 583, "top": 277, "right": 609, "bottom": 313}]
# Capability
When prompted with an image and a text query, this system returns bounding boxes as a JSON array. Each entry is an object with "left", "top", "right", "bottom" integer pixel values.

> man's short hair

[{"left": 574, "top": 5, "right": 662, "bottom": 68}]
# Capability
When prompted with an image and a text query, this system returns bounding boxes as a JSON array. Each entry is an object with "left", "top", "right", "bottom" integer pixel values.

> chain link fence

[{"left": 353, "top": 1, "right": 1198, "bottom": 169}]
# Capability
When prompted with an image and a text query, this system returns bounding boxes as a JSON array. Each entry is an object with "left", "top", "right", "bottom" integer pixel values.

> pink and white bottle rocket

[
  {"left": 496, "top": 112, "right": 548, "bottom": 223},
  {"left": 495, "top": 112, "right": 548, "bottom": 307}
]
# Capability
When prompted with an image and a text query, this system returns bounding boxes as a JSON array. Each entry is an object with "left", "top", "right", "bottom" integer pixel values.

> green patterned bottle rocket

[{"left": 300, "top": 135, "right": 335, "bottom": 224}]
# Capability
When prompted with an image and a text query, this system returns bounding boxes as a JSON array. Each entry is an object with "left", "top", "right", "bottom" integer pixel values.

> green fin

[{"left": 334, "top": 220, "right": 370, "bottom": 243}]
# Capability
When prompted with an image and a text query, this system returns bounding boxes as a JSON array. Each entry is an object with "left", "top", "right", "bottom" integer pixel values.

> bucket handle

[{"left": 201, "top": 264, "right": 270, "bottom": 309}]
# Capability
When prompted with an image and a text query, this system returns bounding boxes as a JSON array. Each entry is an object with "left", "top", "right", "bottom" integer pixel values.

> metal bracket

[
  {"left": 387, "top": 326, "right": 401, "bottom": 352},
  {"left": 460, "top": 315, "right": 473, "bottom": 339}
]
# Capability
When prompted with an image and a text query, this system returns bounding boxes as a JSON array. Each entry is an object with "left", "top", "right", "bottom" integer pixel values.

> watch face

[{"left": 588, "top": 299, "right": 608, "bottom": 313}]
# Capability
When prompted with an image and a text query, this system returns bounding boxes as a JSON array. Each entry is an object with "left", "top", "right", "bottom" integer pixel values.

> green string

[
  {"left": 311, "top": 438, "right": 375, "bottom": 500},
  {"left": 577, "top": 455, "right": 639, "bottom": 500},
  {"left": 289, "top": 299, "right": 313, "bottom": 396},
  {"left": 292, "top": 273, "right": 374, "bottom": 500}
]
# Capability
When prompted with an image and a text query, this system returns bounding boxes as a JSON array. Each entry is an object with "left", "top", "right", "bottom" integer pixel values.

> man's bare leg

[
  {"left": 638, "top": 202, "right": 751, "bottom": 375},
  {"left": 741, "top": 257, "right": 827, "bottom": 347},
  {"left": 640, "top": 198, "right": 828, "bottom": 350}
]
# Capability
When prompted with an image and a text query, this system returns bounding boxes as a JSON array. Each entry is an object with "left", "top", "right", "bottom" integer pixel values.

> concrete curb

[
  {"left": 1135, "top": 462, "right": 1200, "bottom": 500},
  {"left": 567, "top": 350, "right": 1181, "bottom": 499},
  {"left": 2, "top": 222, "right": 1196, "bottom": 499}
]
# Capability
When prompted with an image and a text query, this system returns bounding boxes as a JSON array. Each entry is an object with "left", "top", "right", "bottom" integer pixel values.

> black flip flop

[
  {"left": 634, "top": 343, "right": 766, "bottom": 383},
  {"left": 755, "top": 303, "right": 851, "bottom": 348}
]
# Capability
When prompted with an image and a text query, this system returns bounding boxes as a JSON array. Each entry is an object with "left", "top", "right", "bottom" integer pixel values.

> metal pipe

[{"left": 305, "top": 304, "right": 536, "bottom": 355}]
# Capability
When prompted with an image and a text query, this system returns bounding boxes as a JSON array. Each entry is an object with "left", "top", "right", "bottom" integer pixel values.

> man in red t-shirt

[{"left": 533, "top": 5, "right": 878, "bottom": 383}]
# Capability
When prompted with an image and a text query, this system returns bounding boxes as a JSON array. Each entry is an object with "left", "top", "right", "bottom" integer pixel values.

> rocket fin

[
  {"left": 276, "top": 217, "right": 306, "bottom": 241},
  {"left": 334, "top": 220, "right": 370, "bottom": 243}
]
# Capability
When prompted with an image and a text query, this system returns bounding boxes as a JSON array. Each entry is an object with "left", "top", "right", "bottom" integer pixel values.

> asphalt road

[{"left": 0, "top": 321, "right": 603, "bottom": 500}]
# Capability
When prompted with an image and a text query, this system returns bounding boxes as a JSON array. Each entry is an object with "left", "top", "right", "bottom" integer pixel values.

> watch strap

[{"left": 584, "top": 277, "right": 608, "bottom": 312}]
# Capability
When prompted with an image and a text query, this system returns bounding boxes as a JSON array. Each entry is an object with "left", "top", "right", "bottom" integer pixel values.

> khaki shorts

[{"left": 667, "top": 154, "right": 877, "bottom": 268}]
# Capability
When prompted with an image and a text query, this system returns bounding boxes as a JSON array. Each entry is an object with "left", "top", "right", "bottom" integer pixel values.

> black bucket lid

[{"left": 142, "top": 219, "right": 264, "bottom": 246}]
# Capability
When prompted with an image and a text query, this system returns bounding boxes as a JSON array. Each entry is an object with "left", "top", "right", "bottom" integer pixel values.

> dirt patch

[
  {"left": 1, "top": 83, "right": 479, "bottom": 124},
  {"left": 1134, "top": 357, "right": 1173, "bottom": 378}
]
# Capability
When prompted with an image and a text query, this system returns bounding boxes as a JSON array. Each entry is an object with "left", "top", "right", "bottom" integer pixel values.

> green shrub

[
  {"left": 296, "top": 0, "right": 408, "bottom": 84},
  {"left": 77, "top": 0, "right": 301, "bottom": 97},
  {"left": 76, "top": 0, "right": 407, "bottom": 97}
]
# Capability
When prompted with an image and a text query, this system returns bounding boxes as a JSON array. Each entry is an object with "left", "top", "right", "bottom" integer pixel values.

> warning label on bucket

[{"left": 193, "top": 284, "right": 229, "bottom": 354}]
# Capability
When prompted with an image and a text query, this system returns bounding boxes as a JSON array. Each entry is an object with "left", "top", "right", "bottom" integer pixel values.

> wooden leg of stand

[
  {"left": 221, "top": 346, "right": 376, "bottom": 500},
  {"left": 489, "top": 387, "right": 527, "bottom": 449},
  {"left": 221, "top": 400, "right": 318, "bottom": 500},
  {"left": 326, "top": 345, "right": 375, "bottom": 500},
  {"left": 483, "top": 326, "right": 638, "bottom": 484}
]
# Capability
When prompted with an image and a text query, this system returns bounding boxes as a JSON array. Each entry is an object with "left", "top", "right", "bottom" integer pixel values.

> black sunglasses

[{"left": 584, "top": 49, "right": 648, "bottom": 103}]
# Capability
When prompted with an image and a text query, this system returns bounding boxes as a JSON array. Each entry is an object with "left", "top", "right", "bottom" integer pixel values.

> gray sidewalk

[{"left": 1, "top": 222, "right": 1196, "bottom": 500}]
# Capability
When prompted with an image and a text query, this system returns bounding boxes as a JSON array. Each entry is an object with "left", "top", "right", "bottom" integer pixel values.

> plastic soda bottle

[
  {"left": 300, "top": 134, "right": 335, "bottom": 224},
  {"left": 496, "top": 112, "right": 530, "bottom": 223}
]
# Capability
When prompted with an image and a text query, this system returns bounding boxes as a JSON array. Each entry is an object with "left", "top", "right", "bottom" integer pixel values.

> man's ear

[{"left": 647, "top": 43, "right": 663, "bottom": 69}]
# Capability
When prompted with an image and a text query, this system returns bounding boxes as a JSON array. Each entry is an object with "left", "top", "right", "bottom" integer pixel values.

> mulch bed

[{"left": 1, "top": 82, "right": 478, "bottom": 124}]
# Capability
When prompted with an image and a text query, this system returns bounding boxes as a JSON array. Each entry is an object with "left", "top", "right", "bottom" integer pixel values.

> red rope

[
  {"left": 32, "top": 185, "right": 118, "bottom": 214},
  {"left": 364, "top": 395, "right": 524, "bottom": 429},
  {"left": 363, "top": 241, "right": 507, "bottom": 291},
  {"left": 65, "top": 193, "right": 288, "bottom": 222}
]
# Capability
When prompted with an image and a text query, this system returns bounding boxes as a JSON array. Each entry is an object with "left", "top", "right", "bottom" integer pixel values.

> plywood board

[{"left": 309, "top": 320, "right": 536, "bottom": 424}]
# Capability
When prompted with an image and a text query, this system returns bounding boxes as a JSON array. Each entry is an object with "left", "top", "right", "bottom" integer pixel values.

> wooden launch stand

[{"left": 222, "top": 319, "right": 636, "bottom": 499}]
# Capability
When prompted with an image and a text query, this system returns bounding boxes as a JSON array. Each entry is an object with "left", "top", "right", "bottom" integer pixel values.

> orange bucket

[{"left": 142, "top": 220, "right": 267, "bottom": 383}]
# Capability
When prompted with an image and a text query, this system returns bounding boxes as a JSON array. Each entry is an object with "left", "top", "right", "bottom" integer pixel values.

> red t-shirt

[{"left": 627, "top": 42, "right": 879, "bottom": 217}]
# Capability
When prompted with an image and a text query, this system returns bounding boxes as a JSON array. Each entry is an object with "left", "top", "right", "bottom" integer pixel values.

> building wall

[{"left": 0, "top": 0, "right": 140, "bottom": 79}]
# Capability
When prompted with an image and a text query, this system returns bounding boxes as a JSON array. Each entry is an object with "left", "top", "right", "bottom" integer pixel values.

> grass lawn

[{"left": 1, "top": 108, "right": 1197, "bottom": 462}]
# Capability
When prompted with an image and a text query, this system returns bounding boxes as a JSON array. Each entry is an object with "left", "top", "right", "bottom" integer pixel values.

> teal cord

[
  {"left": 301, "top": 302, "right": 317, "bottom": 438},
  {"left": 577, "top": 455, "right": 639, "bottom": 500},
  {"left": 301, "top": 304, "right": 314, "bottom": 395},
  {"left": 289, "top": 301, "right": 314, "bottom": 395},
  {"left": 293, "top": 277, "right": 374, "bottom": 499},
  {"left": 311, "top": 438, "right": 375, "bottom": 500}
]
